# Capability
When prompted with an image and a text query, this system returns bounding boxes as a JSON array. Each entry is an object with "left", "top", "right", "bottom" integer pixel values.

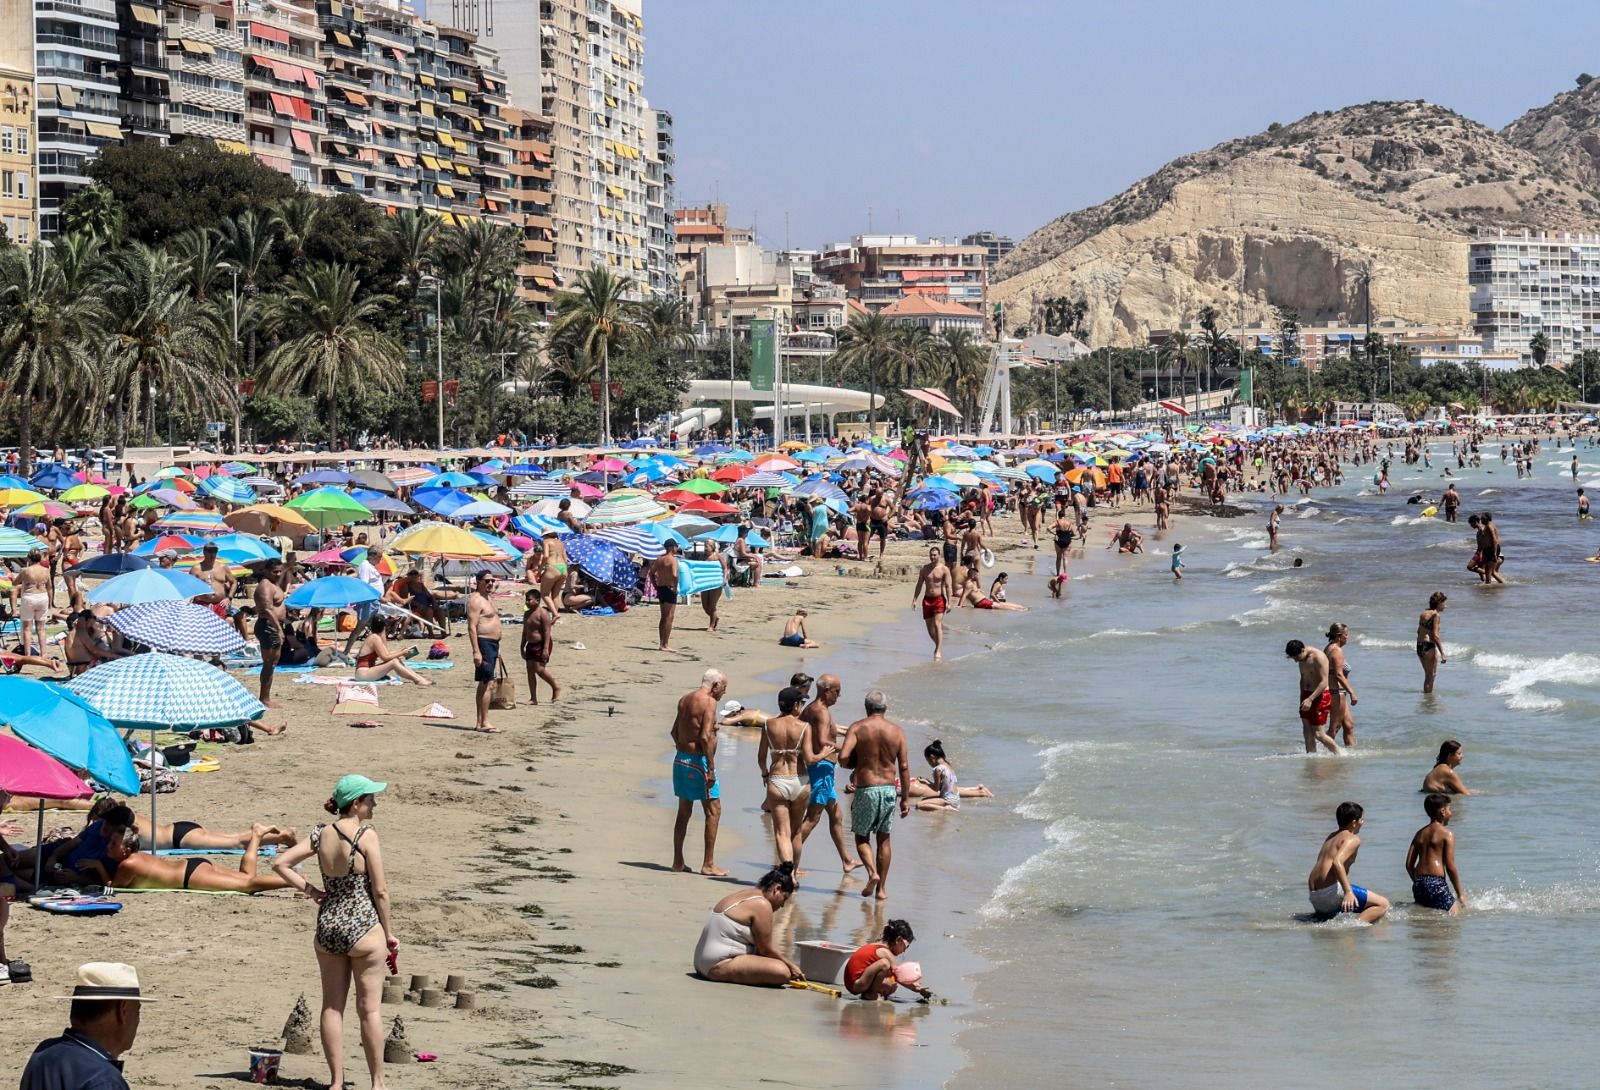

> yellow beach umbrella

[
  {"left": 390, "top": 522, "right": 496, "bottom": 559},
  {"left": 223, "top": 503, "right": 316, "bottom": 537},
  {"left": 0, "top": 488, "right": 49, "bottom": 508}
]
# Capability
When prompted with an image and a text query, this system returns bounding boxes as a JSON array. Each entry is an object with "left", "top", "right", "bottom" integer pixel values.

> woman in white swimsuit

[
  {"left": 758, "top": 686, "right": 809, "bottom": 865},
  {"left": 691, "top": 861, "right": 803, "bottom": 986}
]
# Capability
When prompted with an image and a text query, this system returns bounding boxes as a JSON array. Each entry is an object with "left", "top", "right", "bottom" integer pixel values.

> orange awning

[{"left": 903, "top": 388, "right": 962, "bottom": 419}]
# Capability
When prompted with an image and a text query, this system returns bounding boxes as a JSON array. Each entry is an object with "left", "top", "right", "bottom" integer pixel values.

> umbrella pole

[
  {"left": 35, "top": 798, "right": 44, "bottom": 890},
  {"left": 150, "top": 725, "right": 159, "bottom": 846}
]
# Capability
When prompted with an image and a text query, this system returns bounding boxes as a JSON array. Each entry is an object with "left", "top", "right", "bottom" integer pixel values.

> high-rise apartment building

[
  {"left": 1470, "top": 228, "right": 1600, "bottom": 366},
  {"left": 117, "top": 0, "right": 169, "bottom": 141},
  {"left": 163, "top": 1, "right": 248, "bottom": 150},
  {"left": 816, "top": 235, "right": 988, "bottom": 312},
  {"left": 961, "top": 230, "right": 1014, "bottom": 267},
  {"left": 33, "top": 0, "right": 122, "bottom": 235},
  {"left": 505, "top": 103, "right": 558, "bottom": 311},
  {"left": 643, "top": 104, "right": 672, "bottom": 296},
  {"left": 236, "top": 0, "right": 325, "bottom": 190},
  {"left": 0, "top": 0, "right": 35, "bottom": 244},
  {"left": 673, "top": 202, "right": 750, "bottom": 264}
]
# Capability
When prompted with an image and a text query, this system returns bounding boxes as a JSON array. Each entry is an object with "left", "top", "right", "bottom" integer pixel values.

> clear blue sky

[{"left": 644, "top": 0, "right": 1600, "bottom": 251}]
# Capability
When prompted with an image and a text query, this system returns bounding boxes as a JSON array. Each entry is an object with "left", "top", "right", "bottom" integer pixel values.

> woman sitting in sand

[
  {"left": 352, "top": 616, "right": 433, "bottom": 686},
  {"left": 1422, "top": 739, "right": 1476, "bottom": 795},
  {"left": 691, "top": 861, "right": 803, "bottom": 986},
  {"left": 959, "top": 572, "right": 1029, "bottom": 612},
  {"left": 908, "top": 740, "right": 994, "bottom": 811}
]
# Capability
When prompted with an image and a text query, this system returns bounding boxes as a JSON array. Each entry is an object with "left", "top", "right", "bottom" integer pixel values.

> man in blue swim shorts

[
  {"left": 1406, "top": 794, "right": 1465, "bottom": 915},
  {"left": 796, "top": 674, "right": 862, "bottom": 875},
  {"left": 1307, "top": 801, "right": 1390, "bottom": 923},
  {"left": 671, "top": 669, "right": 728, "bottom": 875},
  {"left": 838, "top": 689, "right": 911, "bottom": 901}
]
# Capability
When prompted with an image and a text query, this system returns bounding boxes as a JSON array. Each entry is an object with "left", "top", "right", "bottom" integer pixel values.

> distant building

[
  {"left": 33, "top": 0, "right": 121, "bottom": 235},
  {"left": 674, "top": 202, "right": 751, "bottom": 263},
  {"left": 815, "top": 234, "right": 987, "bottom": 312},
  {"left": 687, "top": 240, "right": 791, "bottom": 333},
  {"left": 1470, "top": 228, "right": 1600, "bottom": 366},
  {"left": 1016, "top": 332, "right": 1089, "bottom": 361},
  {"left": 0, "top": 1, "right": 35, "bottom": 245},
  {"left": 504, "top": 105, "right": 557, "bottom": 311},
  {"left": 961, "top": 230, "right": 1014, "bottom": 266},
  {"left": 879, "top": 294, "right": 985, "bottom": 335},
  {"left": 644, "top": 106, "right": 674, "bottom": 295}
]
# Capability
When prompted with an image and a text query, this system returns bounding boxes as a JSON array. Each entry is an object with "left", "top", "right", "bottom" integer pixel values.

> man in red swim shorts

[
  {"left": 911, "top": 547, "right": 953, "bottom": 662},
  {"left": 1286, "top": 639, "right": 1340, "bottom": 753}
]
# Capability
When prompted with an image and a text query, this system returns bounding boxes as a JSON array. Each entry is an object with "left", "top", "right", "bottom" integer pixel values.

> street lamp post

[
  {"left": 418, "top": 275, "right": 445, "bottom": 451},
  {"left": 218, "top": 262, "right": 242, "bottom": 452}
]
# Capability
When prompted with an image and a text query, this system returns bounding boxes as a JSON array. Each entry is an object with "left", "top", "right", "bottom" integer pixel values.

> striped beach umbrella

[
  {"left": 387, "top": 466, "right": 436, "bottom": 487},
  {"left": 512, "top": 513, "right": 571, "bottom": 537},
  {"left": 66, "top": 652, "right": 263, "bottom": 729},
  {"left": 510, "top": 478, "right": 570, "bottom": 498},
  {"left": 107, "top": 601, "right": 246, "bottom": 655},
  {"left": 0, "top": 526, "right": 46, "bottom": 558},
  {"left": 733, "top": 471, "right": 795, "bottom": 490},
  {"left": 153, "top": 510, "right": 228, "bottom": 533},
  {"left": 130, "top": 534, "right": 203, "bottom": 556},
  {"left": 590, "top": 524, "right": 666, "bottom": 559},
  {"left": 584, "top": 491, "right": 667, "bottom": 527},
  {"left": 197, "top": 475, "right": 257, "bottom": 505},
  {"left": 529, "top": 497, "right": 590, "bottom": 518}
]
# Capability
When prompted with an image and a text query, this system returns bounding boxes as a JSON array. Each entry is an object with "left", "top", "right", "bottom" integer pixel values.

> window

[
  {"left": 16, "top": 128, "right": 26, "bottom": 155},
  {"left": 0, "top": 127, "right": 10, "bottom": 153},
  {"left": 15, "top": 173, "right": 26, "bottom": 199},
  {"left": 1, "top": 171, "right": 12, "bottom": 199}
]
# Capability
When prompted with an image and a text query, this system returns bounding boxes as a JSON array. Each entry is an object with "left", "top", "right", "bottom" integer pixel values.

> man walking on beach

[
  {"left": 467, "top": 570, "right": 502, "bottom": 733},
  {"left": 1324, "top": 623, "right": 1358, "bottom": 747},
  {"left": 671, "top": 668, "right": 728, "bottom": 876},
  {"left": 797, "top": 674, "right": 861, "bottom": 875},
  {"left": 911, "top": 547, "right": 953, "bottom": 661},
  {"left": 254, "top": 560, "right": 287, "bottom": 709},
  {"left": 1307, "top": 801, "right": 1389, "bottom": 923},
  {"left": 1407, "top": 793, "right": 1466, "bottom": 915},
  {"left": 839, "top": 690, "right": 910, "bottom": 901},
  {"left": 648, "top": 540, "right": 681, "bottom": 652},
  {"left": 1285, "top": 639, "right": 1339, "bottom": 753}
]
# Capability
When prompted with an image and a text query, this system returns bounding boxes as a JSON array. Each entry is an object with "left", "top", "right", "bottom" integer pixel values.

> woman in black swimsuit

[
  {"left": 1052, "top": 512, "right": 1075, "bottom": 578},
  {"left": 1416, "top": 592, "right": 1447, "bottom": 694}
]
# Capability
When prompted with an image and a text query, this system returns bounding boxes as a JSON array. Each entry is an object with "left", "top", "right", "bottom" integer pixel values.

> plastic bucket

[
  {"left": 248, "top": 1048, "right": 283, "bottom": 1084},
  {"left": 794, "top": 940, "right": 854, "bottom": 985}
]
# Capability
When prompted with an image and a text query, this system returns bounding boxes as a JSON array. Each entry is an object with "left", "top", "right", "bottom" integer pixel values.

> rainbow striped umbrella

[{"left": 153, "top": 510, "right": 229, "bottom": 533}]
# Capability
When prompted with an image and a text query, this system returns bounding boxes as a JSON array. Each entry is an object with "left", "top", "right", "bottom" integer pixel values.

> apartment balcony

[{"left": 37, "top": 0, "right": 118, "bottom": 26}]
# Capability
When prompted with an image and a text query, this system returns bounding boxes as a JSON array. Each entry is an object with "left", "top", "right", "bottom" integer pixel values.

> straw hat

[{"left": 54, "top": 963, "right": 157, "bottom": 1002}]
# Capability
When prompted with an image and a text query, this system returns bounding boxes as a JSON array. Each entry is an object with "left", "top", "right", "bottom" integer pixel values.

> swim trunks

[
  {"left": 1412, "top": 874, "right": 1455, "bottom": 912},
  {"left": 779, "top": 632, "right": 805, "bottom": 647},
  {"left": 1299, "top": 689, "right": 1332, "bottom": 727},
  {"left": 521, "top": 640, "right": 549, "bottom": 665},
  {"left": 659, "top": 587, "right": 678, "bottom": 606},
  {"left": 473, "top": 638, "right": 500, "bottom": 682},
  {"left": 851, "top": 783, "right": 897, "bottom": 838},
  {"left": 254, "top": 618, "right": 283, "bottom": 651},
  {"left": 673, "top": 751, "right": 719, "bottom": 802},
  {"left": 1309, "top": 882, "right": 1368, "bottom": 918},
  {"left": 921, "top": 596, "right": 946, "bottom": 619},
  {"left": 807, "top": 760, "right": 837, "bottom": 807},
  {"left": 941, "top": 542, "right": 957, "bottom": 565},
  {"left": 976, "top": 598, "right": 994, "bottom": 609}
]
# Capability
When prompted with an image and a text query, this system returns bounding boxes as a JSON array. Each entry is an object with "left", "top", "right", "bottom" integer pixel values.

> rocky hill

[
  {"left": 1502, "top": 75, "right": 1600, "bottom": 190},
  {"left": 991, "top": 101, "right": 1600, "bottom": 347}
]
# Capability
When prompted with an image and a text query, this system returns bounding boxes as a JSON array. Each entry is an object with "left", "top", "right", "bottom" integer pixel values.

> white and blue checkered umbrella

[
  {"left": 66, "top": 652, "right": 264, "bottom": 729},
  {"left": 107, "top": 602, "right": 247, "bottom": 655},
  {"left": 197, "top": 475, "right": 257, "bottom": 505},
  {"left": 590, "top": 524, "right": 666, "bottom": 559},
  {"left": 510, "top": 478, "right": 569, "bottom": 498}
]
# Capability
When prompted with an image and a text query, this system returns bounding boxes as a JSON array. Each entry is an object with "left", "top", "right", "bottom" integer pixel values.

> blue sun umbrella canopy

[
  {"left": 909, "top": 490, "right": 960, "bottom": 511},
  {"left": 565, "top": 534, "right": 640, "bottom": 589},
  {"left": 285, "top": 575, "right": 381, "bottom": 609},
  {"left": 295, "top": 469, "right": 352, "bottom": 486},
  {"left": 503, "top": 463, "right": 547, "bottom": 477},
  {"left": 204, "top": 533, "right": 281, "bottom": 562},
  {"left": 0, "top": 474, "right": 31, "bottom": 490},
  {"left": 1024, "top": 464, "right": 1060, "bottom": 482},
  {"left": 107, "top": 601, "right": 247, "bottom": 656},
  {"left": 29, "top": 465, "right": 79, "bottom": 491},
  {"left": 197, "top": 475, "right": 257, "bottom": 505},
  {"left": 423, "top": 471, "right": 490, "bottom": 489},
  {"left": 87, "top": 567, "right": 212, "bottom": 604},
  {"left": 412, "top": 486, "right": 475, "bottom": 517},
  {"left": 68, "top": 553, "right": 151, "bottom": 577},
  {"left": 0, "top": 676, "right": 141, "bottom": 795},
  {"left": 66, "top": 652, "right": 264, "bottom": 730},
  {"left": 512, "top": 513, "right": 571, "bottom": 537},
  {"left": 692, "top": 443, "right": 729, "bottom": 457},
  {"left": 699, "top": 524, "right": 770, "bottom": 547},
  {"left": 589, "top": 524, "right": 666, "bottom": 559},
  {"left": 450, "top": 499, "right": 514, "bottom": 520},
  {"left": 349, "top": 489, "right": 413, "bottom": 515}
]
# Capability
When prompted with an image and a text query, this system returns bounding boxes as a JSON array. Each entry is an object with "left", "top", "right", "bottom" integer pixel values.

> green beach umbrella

[
  {"left": 285, "top": 488, "right": 372, "bottom": 530},
  {"left": 60, "top": 484, "right": 110, "bottom": 503},
  {"left": 677, "top": 478, "right": 728, "bottom": 495}
]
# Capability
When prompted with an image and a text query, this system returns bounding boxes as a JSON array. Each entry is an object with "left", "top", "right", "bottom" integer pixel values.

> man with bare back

[
  {"left": 838, "top": 689, "right": 910, "bottom": 901},
  {"left": 671, "top": 668, "right": 728, "bottom": 876}
]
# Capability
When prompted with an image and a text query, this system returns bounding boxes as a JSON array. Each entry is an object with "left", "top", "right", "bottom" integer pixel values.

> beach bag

[
  {"left": 489, "top": 657, "right": 517, "bottom": 710},
  {"left": 427, "top": 640, "right": 451, "bottom": 660}
]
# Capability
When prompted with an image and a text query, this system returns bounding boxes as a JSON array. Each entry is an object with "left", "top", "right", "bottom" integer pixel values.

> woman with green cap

[{"left": 272, "top": 774, "right": 398, "bottom": 1090}]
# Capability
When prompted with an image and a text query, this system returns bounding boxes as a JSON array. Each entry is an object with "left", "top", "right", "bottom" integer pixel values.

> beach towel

[
  {"left": 113, "top": 887, "right": 252, "bottom": 896},
  {"left": 409, "top": 660, "right": 455, "bottom": 670},
  {"left": 243, "top": 663, "right": 319, "bottom": 676},
  {"left": 580, "top": 606, "right": 616, "bottom": 616},
  {"left": 333, "top": 681, "right": 380, "bottom": 713},
  {"left": 400, "top": 702, "right": 457, "bottom": 719},
  {"left": 678, "top": 559, "right": 726, "bottom": 597},
  {"left": 154, "top": 846, "right": 279, "bottom": 857}
]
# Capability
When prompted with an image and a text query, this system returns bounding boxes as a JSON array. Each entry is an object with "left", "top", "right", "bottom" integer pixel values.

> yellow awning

[
  {"left": 344, "top": 90, "right": 368, "bottom": 106},
  {"left": 419, "top": 74, "right": 435, "bottom": 87},
  {"left": 628, "top": 82, "right": 637, "bottom": 94},
  {"left": 86, "top": 121, "right": 122, "bottom": 138},
  {"left": 439, "top": 212, "right": 457, "bottom": 226},
  {"left": 178, "top": 37, "right": 215, "bottom": 55},
  {"left": 606, "top": 184, "right": 625, "bottom": 199},
  {"left": 469, "top": 117, "right": 482, "bottom": 132},
  {"left": 437, "top": 131, "right": 456, "bottom": 149},
  {"left": 130, "top": 3, "right": 159, "bottom": 24},
  {"left": 605, "top": 95, "right": 617, "bottom": 107},
  {"left": 214, "top": 138, "right": 249, "bottom": 154},
  {"left": 435, "top": 183, "right": 456, "bottom": 198},
  {"left": 333, "top": 31, "right": 354, "bottom": 48},
  {"left": 631, "top": 214, "right": 642, "bottom": 225},
  {"left": 453, "top": 163, "right": 471, "bottom": 176},
  {"left": 334, "top": 170, "right": 356, "bottom": 185},
  {"left": 451, "top": 89, "right": 467, "bottom": 103},
  {"left": 330, "top": 0, "right": 343, "bottom": 13},
  {"left": 597, "top": 207, "right": 611, "bottom": 219},
  {"left": 420, "top": 102, "right": 435, "bottom": 117},
  {"left": 419, "top": 154, "right": 441, "bottom": 170}
]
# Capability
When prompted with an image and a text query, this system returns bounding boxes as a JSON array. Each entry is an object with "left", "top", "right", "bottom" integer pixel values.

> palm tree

[
  {"left": 1529, "top": 331, "right": 1550, "bottom": 367},
  {"left": 477, "top": 298, "right": 540, "bottom": 439},
  {"left": 1160, "top": 330, "right": 1191, "bottom": 401},
  {"left": 170, "top": 228, "right": 228, "bottom": 303},
  {"left": 934, "top": 327, "right": 990, "bottom": 422},
  {"left": 833, "top": 310, "right": 897, "bottom": 430},
  {"left": 886, "top": 325, "right": 934, "bottom": 391},
  {"left": 258, "top": 263, "right": 407, "bottom": 449},
  {"left": 270, "top": 193, "right": 322, "bottom": 271},
  {"left": 547, "top": 265, "right": 644, "bottom": 444},
  {"left": 387, "top": 208, "right": 440, "bottom": 296},
  {"left": 445, "top": 218, "right": 521, "bottom": 330},
  {"left": 0, "top": 243, "right": 101, "bottom": 471},
  {"left": 637, "top": 294, "right": 696, "bottom": 356},
  {"left": 61, "top": 184, "right": 125, "bottom": 245},
  {"left": 99, "top": 245, "right": 229, "bottom": 454},
  {"left": 219, "top": 210, "right": 276, "bottom": 378}
]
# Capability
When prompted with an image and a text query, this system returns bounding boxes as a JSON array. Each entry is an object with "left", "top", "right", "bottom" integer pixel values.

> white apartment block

[{"left": 1470, "top": 228, "right": 1600, "bottom": 366}]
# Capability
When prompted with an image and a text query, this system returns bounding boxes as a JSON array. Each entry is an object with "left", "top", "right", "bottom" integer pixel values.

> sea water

[{"left": 864, "top": 442, "right": 1600, "bottom": 1088}]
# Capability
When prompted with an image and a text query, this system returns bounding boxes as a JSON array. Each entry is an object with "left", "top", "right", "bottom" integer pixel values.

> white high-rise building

[{"left": 1470, "top": 228, "right": 1600, "bottom": 366}]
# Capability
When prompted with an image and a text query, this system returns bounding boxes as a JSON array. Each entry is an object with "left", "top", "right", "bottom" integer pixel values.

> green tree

[
  {"left": 258, "top": 263, "right": 407, "bottom": 449},
  {"left": 0, "top": 244, "right": 101, "bottom": 471},
  {"left": 84, "top": 141, "right": 295, "bottom": 245},
  {"left": 271, "top": 193, "right": 321, "bottom": 271},
  {"left": 1529, "top": 331, "right": 1550, "bottom": 367},
  {"left": 546, "top": 265, "right": 645, "bottom": 444},
  {"left": 61, "top": 184, "right": 126, "bottom": 246},
  {"left": 933, "top": 327, "right": 990, "bottom": 422},
  {"left": 833, "top": 311, "right": 897, "bottom": 430}
]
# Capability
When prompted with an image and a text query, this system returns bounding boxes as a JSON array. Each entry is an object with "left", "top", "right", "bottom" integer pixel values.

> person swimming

[{"left": 1422, "top": 740, "right": 1476, "bottom": 795}]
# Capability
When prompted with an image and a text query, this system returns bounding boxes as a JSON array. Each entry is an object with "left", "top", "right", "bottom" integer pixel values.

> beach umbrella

[
  {"left": 572, "top": 482, "right": 605, "bottom": 499},
  {"left": 510, "top": 478, "right": 570, "bottom": 498},
  {"left": 623, "top": 464, "right": 672, "bottom": 487},
  {"left": 1023, "top": 464, "right": 1059, "bottom": 482},
  {"left": 390, "top": 521, "right": 498, "bottom": 559},
  {"left": 301, "top": 548, "right": 354, "bottom": 568},
  {"left": 153, "top": 510, "right": 228, "bottom": 533},
  {"left": 197, "top": 475, "right": 257, "bottom": 505},
  {"left": 145, "top": 487, "right": 198, "bottom": 510},
  {"left": 107, "top": 601, "right": 246, "bottom": 655},
  {"left": 149, "top": 466, "right": 189, "bottom": 480},
  {"left": 677, "top": 497, "right": 738, "bottom": 515},
  {"left": 349, "top": 490, "right": 413, "bottom": 515},
  {"left": 736, "top": 471, "right": 796, "bottom": 490},
  {"left": 692, "top": 443, "right": 729, "bottom": 457},
  {"left": 565, "top": 535, "right": 640, "bottom": 589},
  {"left": 221, "top": 461, "right": 257, "bottom": 475},
  {"left": 658, "top": 488, "right": 706, "bottom": 505},
  {"left": 0, "top": 678, "right": 140, "bottom": 796},
  {"left": 668, "top": 513, "right": 718, "bottom": 536},
  {"left": 469, "top": 460, "right": 507, "bottom": 475},
  {"left": 338, "top": 547, "right": 396, "bottom": 576},
  {"left": 423, "top": 471, "right": 485, "bottom": 489},
  {"left": 346, "top": 469, "right": 398, "bottom": 494},
  {"left": 412, "top": 486, "right": 475, "bottom": 517},
  {"left": 286, "top": 487, "right": 371, "bottom": 529},
  {"left": 793, "top": 450, "right": 828, "bottom": 463},
  {"left": 0, "top": 527, "right": 45, "bottom": 559},
  {"left": 714, "top": 450, "right": 754, "bottom": 464},
  {"left": 386, "top": 466, "right": 436, "bottom": 487},
  {"left": 677, "top": 478, "right": 728, "bottom": 495},
  {"left": 60, "top": 483, "right": 109, "bottom": 503},
  {"left": 589, "top": 524, "right": 666, "bottom": 559},
  {"left": 130, "top": 534, "right": 203, "bottom": 556},
  {"left": 512, "top": 513, "right": 570, "bottom": 537},
  {"left": 752, "top": 454, "right": 801, "bottom": 471},
  {"left": 467, "top": 530, "right": 521, "bottom": 561},
  {"left": 503, "top": 463, "right": 546, "bottom": 477},
  {"left": 584, "top": 491, "right": 668, "bottom": 526},
  {"left": 204, "top": 533, "right": 281, "bottom": 562},
  {"left": 711, "top": 465, "right": 754, "bottom": 483},
  {"left": 918, "top": 475, "right": 960, "bottom": 492},
  {"left": 530, "top": 497, "right": 590, "bottom": 518},
  {"left": 68, "top": 553, "right": 151, "bottom": 578},
  {"left": 86, "top": 567, "right": 211, "bottom": 604},
  {"left": 17, "top": 500, "right": 76, "bottom": 520},
  {"left": 450, "top": 499, "right": 514, "bottom": 520},
  {"left": 0, "top": 732, "right": 97, "bottom": 889},
  {"left": 295, "top": 469, "right": 352, "bottom": 487},
  {"left": 286, "top": 575, "right": 380, "bottom": 609},
  {"left": 643, "top": 521, "right": 693, "bottom": 549},
  {"left": 910, "top": 491, "right": 960, "bottom": 511},
  {"left": 0, "top": 487, "right": 49, "bottom": 508},
  {"left": 29, "top": 465, "right": 78, "bottom": 492},
  {"left": 0, "top": 474, "right": 30, "bottom": 490}
]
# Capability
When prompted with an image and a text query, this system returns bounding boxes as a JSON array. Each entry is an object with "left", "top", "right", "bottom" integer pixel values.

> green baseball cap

[{"left": 332, "top": 774, "right": 387, "bottom": 810}]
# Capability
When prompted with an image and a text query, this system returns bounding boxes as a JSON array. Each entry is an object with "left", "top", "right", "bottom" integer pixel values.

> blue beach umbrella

[
  {"left": 450, "top": 500, "right": 514, "bottom": 520},
  {"left": 295, "top": 469, "right": 352, "bottom": 486},
  {"left": 205, "top": 533, "right": 281, "bottom": 561},
  {"left": 910, "top": 491, "right": 959, "bottom": 511},
  {"left": 87, "top": 567, "right": 211, "bottom": 604},
  {"left": 423, "top": 471, "right": 487, "bottom": 489},
  {"left": 0, "top": 474, "right": 31, "bottom": 490},
  {"left": 512, "top": 513, "right": 570, "bottom": 537},
  {"left": 197, "top": 475, "right": 257, "bottom": 505},
  {"left": 412, "top": 486, "right": 475, "bottom": 517},
  {"left": 29, "top": 465, "right": 79, "bottom": 492},
  {"left": 624, "top": 464, "right": 672, "bottom": 486},
  {"left": 692, "top": 443, "right": 729, "bottom": 457},
  {"left": 590, "top": 524, "right": 666, "bottom": 559},
  {"left": 69, "top": 553, "right": 151, "bottom": 577},
  {"left": 1025, "top": 464, "right": 1059, "bottom": 482},
  {"left": 349, "top": 489, "right": 413, "bottom": 515},
  {"left": 107, "top": 601, "right": 246, "bottom": 656},
  {"left": 919, "top": 475, "right": 960, "bottom": 492},
  {"left": 503, "top": 463, "right": 547, "bottom": 477},
  {"left": 0, "top": 676, "right": 141, "bottom": 796},
  {"left": 285, "top": 575, "right": 380, "bottom": 609},
  {"left": 0, "top": 526, "right": 47, "bottom": 558},
  {"left": 565, "top": 535, "right": 640, "bottom": 588}
]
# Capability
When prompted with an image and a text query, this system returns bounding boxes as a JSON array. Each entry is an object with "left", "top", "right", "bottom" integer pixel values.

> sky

[{"left": 644, "top": 0, "right": 1600, "bottom": 252}]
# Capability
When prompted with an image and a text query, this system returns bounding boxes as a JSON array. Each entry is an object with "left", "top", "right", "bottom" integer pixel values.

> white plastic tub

[{"left": 794, "top": 940, "right": 854, "bottom": 985}]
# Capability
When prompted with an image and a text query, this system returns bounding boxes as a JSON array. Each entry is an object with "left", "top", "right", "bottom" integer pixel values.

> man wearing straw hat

[{"left": 20, "top": 962, "right": 152, "bottom": 1089}]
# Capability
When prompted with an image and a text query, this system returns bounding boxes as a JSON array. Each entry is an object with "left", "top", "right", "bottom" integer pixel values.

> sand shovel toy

[{"left": 787, "top": 980, "right": 842, "bottom": 999}]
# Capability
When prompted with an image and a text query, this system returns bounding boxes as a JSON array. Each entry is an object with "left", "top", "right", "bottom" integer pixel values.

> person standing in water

[
  {"left": 1268, "top": 505, "right": 1282, "bottom": 550},
  {"left": 1441, "top": 482, "right": 1460, "bottom": 524},
  {"left": 1417, "top": 592, "right": 1448, "bottom": 694},
  {"left": 1285, "top": 639, "right": 1339, "bottom": 754},
  {"left": 1579, "top": 489, "right": 1591, "bottom": 522},
  {"left": 1307, "top": 801, "right": 1389, "bottom": 923},
  {"left": 1407, "top": 793, "right": 1466, "bottom": 915},
  {"left": 1324, "top": 623, "right": 1358, "bottom": 747},
  {"left": 910, "top": 546, "right": 953, "bottom": 662}
]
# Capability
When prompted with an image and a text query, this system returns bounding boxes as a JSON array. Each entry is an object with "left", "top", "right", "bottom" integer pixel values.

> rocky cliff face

[
  {"left": 992, "top": 101, "right": 1600, "bottom": 346},
  {"left": 1502, "top": 76, "right": 1600, "bottom": 190}
]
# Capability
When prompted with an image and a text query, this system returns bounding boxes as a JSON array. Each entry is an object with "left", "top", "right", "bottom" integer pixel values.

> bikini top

[{"left": 764, "top": 723, "right": 802, "bottom": 758}]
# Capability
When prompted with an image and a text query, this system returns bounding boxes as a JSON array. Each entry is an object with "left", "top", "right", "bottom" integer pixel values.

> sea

[{"left": 732, "top": 437, "right": 1600, "bottom": 1089}]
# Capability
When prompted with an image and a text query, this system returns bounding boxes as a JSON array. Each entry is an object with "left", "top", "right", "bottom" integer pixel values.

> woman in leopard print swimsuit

[{"left": 273, "top": 774, "right": 398, "bottom": 1090}]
